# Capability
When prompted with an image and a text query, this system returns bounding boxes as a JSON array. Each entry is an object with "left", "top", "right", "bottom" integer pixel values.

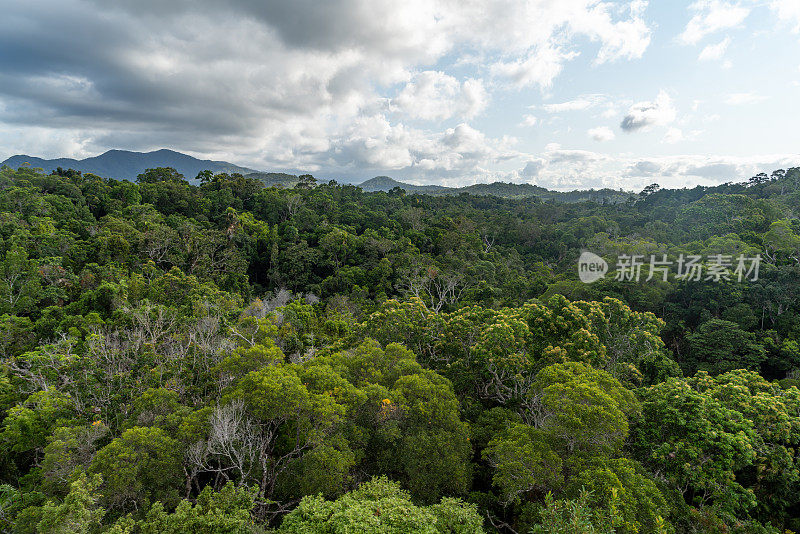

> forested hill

[
  {"left": 1, "top": 163, "right": 800, "bottom": 533},
  {"left": 357, "top": 175, "right": 633, "bottom": 202},
  {"left": 358, "top": 175, "right": 451, "bottom": 194}
]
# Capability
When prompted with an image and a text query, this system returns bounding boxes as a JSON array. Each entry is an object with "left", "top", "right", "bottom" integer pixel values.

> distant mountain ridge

[
  {"left": 358, "top": 176, "right": 449, "bottom": 194},
  {"left": 1, "top": 148, "right": 632, "bottom": 202},
  {"left": 242, "top": 172, "right": 300, "bottom": 188},
  {"left": 1, "top": 148, "right": 257, "bottom": 181},
  {"left": 356, "top": 176, "right": 633, "bottom": 203}
]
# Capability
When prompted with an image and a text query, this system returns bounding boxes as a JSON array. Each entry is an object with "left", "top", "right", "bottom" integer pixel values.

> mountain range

[
  {"left": 358, "top": 176, "right": 632, "bottom": 203},
  {"left": 1, "top": 148, "right": 633, "bottom": 202},
  {"left": 1, "top": 149, "right": 257, "bottom": 181}
]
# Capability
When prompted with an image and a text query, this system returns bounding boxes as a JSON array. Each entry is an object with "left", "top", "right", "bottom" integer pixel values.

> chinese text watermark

[{"left": 578, "top": 252, "right": 761, "bottom": 284}]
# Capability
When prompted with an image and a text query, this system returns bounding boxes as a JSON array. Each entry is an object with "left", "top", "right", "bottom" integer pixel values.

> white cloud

[
  {"left": 0, "top": 125, "right": 95, "bottom": 160},
  {"left": 520, "top": 114, "right": 538, "bottom": 127},
  {"left": 620, "top": 154, "right": 799, "bottom": 185},
  {"left": 725, "top": 92, "right": 767, "bottom": 105},
  {"left": 620, "top": 90, "right": 677, "bottom": 131},
  {"left": 466, "top": 0, "right": 650, "bottom": 87},
  {"left": 588, "top": 126, "right": 616, "bottom": 141},
  {"left": 679, "top": 1, "right": 749, "bottom": 45},
  {"left": 601, "top": 104, "right": 619, "bottom": 118},
  {"left": 491, "top": 45, "right": 577, "bottom": 89},
  {"left": 625, "top": 160, "right": 663, "bottom": 177},
  {"left": 328, "top": 117, "right": 519, "bottom": 176},
  {"left": 568, "top": 0, "right": 652, "bottom": 64},
  {"left": 662, "top": 127, "right": 684, "bottom": 144},
  {"left": 698, "top": 37, "right": 730, "bottom": 61},
  {"left": 771, "top": 0, "right": 800, "bottom": 32},
  {"left": 505, "top": 149, "right": 799, "bottom": 192},
  {"left": 546, "top": 146, "right": 606, "bottom": 165},
  {"left": 392, "top": 71, "right": 488, "bottom": 121},
  {"left": 543, "top": 95, "right": 607, "bottom": 113},
  {"left": 544, "top": 142, "right": 562, "bottom": 152}
]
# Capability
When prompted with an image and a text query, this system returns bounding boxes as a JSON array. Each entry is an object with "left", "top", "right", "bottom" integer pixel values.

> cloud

[
  {"left": 679, "top": 1, "right": 749, "bottom": 45},
  {"left": 0, "top": 0, "right": 654, "bottom": 176},
  {"left": 521, "top": 159, "right": 545, "bottom": 177},
  {"left": 568, "top": 0, "right": 651, "bottom": 64},
  {"left": 625, "top": 160, "right": 664, "bottom": 177},
  {"left": 0, "top": 0, "right": 791, "bottom": 192},
  {"left": 683, "top": 162, "right": 740, "bottom": 179},
  {"left": 725, "top": 92, "right": 767, "bottom": 105},
  {"left": 491, "top": 45, "right": 577, "bottom": 89},
  {"left": 504, "top": 150, "right": 800, "bottom": 192},
  {"left": 662, "top": 128, "right": 701, "bottom": 144},
  {"left": 662, "top": 128, "right": 684, "bottom": 144},
  {"left": 698, "top": 37, "right": 730, "bottom": 61},
  {"left": 543, "top": 95, "right": 607, "bottom": 113},
  {"left": 327, "top": 117, "right": 518, "bottom": 177},
  {"left": 392, "top": 71, "right": 488, "bottom": 121},
  {"left": 483, "top": 0, "right": 650, "bottom": 87},
  {"left": 620, "top": 154, "right": 799, "bottom": 186},
  {"left": 546, "top": 147, "right": 606, "bottom": 165},
  {"left": 620, "top": 91, "right": 676, "bottom": 132},
  {"left": 771, "top": 0, "right": 800, "bottom": 32},
  {"left": 588, "top": 126, "right": 616, "bottom": 142},
  {"left": 520, "top": 114, "right": 538, "bottom": 127}
]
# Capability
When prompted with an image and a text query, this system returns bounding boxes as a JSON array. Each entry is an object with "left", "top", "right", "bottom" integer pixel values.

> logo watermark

[
  {"left": 578, "top": 251, "right": 609, "bottom": 283},
  {"left": 577, "top": 252, "right": 761, "bottom": 283}
]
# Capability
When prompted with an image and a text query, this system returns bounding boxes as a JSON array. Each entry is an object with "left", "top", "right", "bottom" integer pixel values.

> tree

[
  {"left": 0, "top": 245, "right": 41, "bottom": 315},
  {"left": 90, "top": 426, "right": 183, "bottom": 512},
  {"left": 529, "top": 490, "right": 626, "bottom": 534},
  {"left": 189, "top": 363, "right": 345, "bottom": 506},
  {"left": 308, "top": 341, "right": 473, "bottom": 503},
  {"left": 639, "top": 183, "right": 661, "bottom": 198},
  {"left": 383, "top": 371, "right": 472, "bottom": 502},
  {"left": 763, "top": 219, "right": 800, "bottom": 265},
  {"left": 1, "top": 389, "right": 76, "bottom": 456},
  {"left": 567, "top": 458, "right": 670, "bottom": 533},
  {"left": 136, "top": 167, "right": 187, "bottom": 184},
  {"left": 530, "top": 362, "right": 639, "bottom": 458},
  {"left": 483, "top": 423, "right": 563, "bottom": 504},
  {"left": 686, "top": 319, "right": 766, "bottom": 375},
  {"left": 40, "top": 423, "right": 109, "bottom": 497},
  {"left": 125, "top": 482, "right": 255, "bottom": 534},
  {"left": 630, "top": 376, "right": 758, "bottom": 520},
  {"left": 278, "top": 476, "right": 484, "bottom": 534},
  {"left": 693, "top": 370, "right": 800, "bottom": 527},
  {"left": 35, "top": 474, "right": 105, "bottom": 534},
  {"left": 294, "top": 174, "right": 317, "bottom": 190},
  {"left": 483, "top": 363, "right": 639, "bottom": 505}
]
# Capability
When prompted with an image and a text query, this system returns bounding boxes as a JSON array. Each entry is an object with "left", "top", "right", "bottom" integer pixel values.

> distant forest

[{"left": 0, "top": 164, "right": 799, "bottom": 533}]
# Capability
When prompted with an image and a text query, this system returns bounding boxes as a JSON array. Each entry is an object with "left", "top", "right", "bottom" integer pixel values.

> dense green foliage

[{"left": 1, "top": 164, "right": 800, "bottom": 533}]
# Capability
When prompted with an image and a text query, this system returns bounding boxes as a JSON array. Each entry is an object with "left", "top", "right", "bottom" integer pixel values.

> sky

[{"left": 1, "top": 0, "right": 799, "bottom": 190}]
